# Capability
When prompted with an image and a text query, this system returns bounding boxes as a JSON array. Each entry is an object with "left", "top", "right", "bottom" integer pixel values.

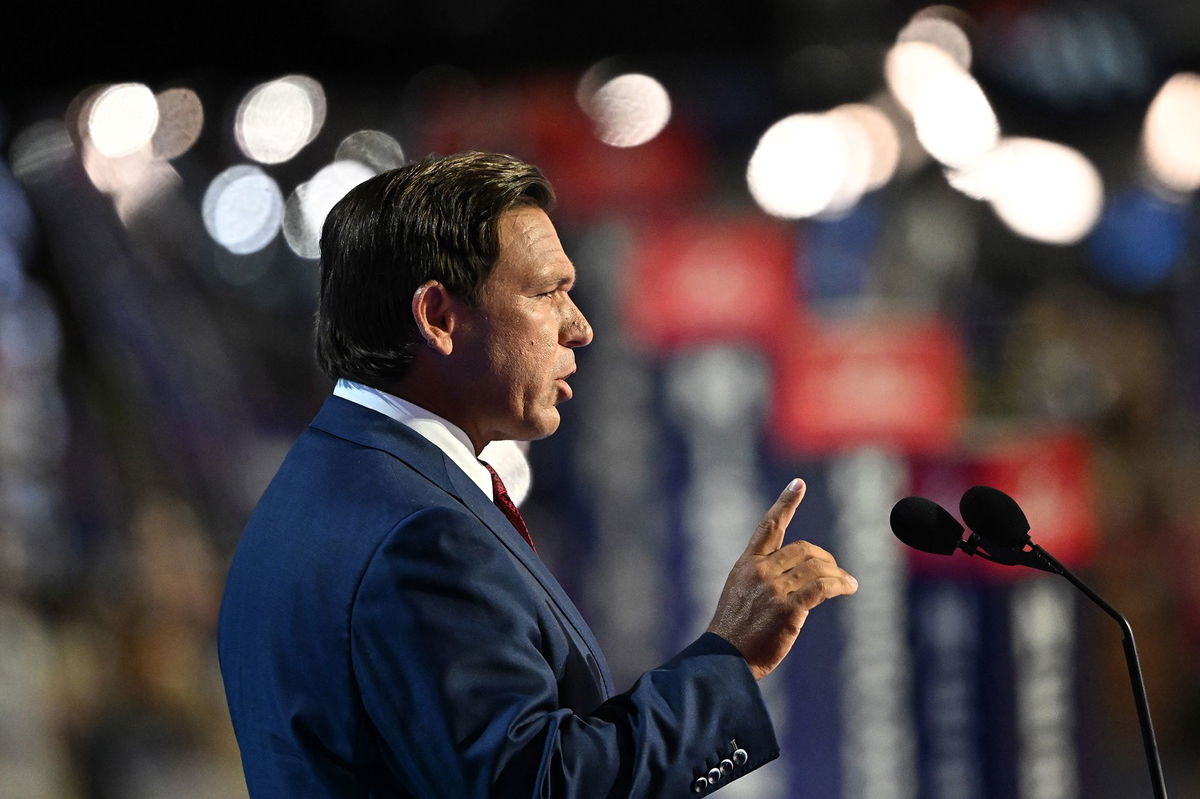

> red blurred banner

[
  {"left": 621, "top": 214, "right": 796, "bottom": 352},
  {"left": 770, "top": 313, "right": 966, "bottom": 455}
]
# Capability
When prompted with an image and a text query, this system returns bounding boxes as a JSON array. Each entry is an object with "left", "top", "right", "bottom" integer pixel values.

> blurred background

[{"left": 3, "top": 0, "right": 1200, "bottom": 797}]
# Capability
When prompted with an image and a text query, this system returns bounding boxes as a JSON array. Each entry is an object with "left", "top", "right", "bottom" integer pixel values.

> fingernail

[
  {"left": 786, "top": 478, "right": 804, "bottom": 494},
  {"left": 848, "top": 575, "right": 859, "bottom": 590}
]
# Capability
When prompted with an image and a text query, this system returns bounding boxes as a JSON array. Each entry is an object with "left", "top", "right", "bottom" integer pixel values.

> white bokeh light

[
  {"left": 152, "top": 88, "right": 204, "bottom": 160},
  {"left": 747, "top": 113, "right": 850, "bottom": 219},
  {"left": 335, "top": 130, "right": 406, "bottom": 173},
  {"left": 828, "top": 103, "right": 901, "bottom": 192},
  {"left": 824, "top": 111, "right": 874, "bottom": 214},
  {"left": 479, "top": 440, "right": 532, "bottom": 507},
  {"left": 202, "top": 165, "right": 285, "bottom": 255},
  {"left": 80, "top": 139, "right": 182, "bottom": 225},
  {"left": 576, "top": 59, "right": 619, "bottom": 114},
  {"left": 885, "top": 40, "right": 965, "bottom": 115},
  {"left": 235, "top": 75, "right": 327, "bottom": 164},
  {"left": 87, "top": 83, "right": 160, "bottom": 158},
  {"left": 586, "top": 73, "right": 672, "bottom": 147},
  {"left": 1142, "top": 72, "right": 1200, "bottom": 194},
  {"left": 912, "top": 69, "right": 999, "bottom": 167},
  {"left": 948, "top": 138, "right": 1104, "bottom": 244},
  {"left": 897, "top": 15, "right": 972, "bottom": 69},
  {"left": 284, "top": 160, "right": 377, "bottom": 259}
]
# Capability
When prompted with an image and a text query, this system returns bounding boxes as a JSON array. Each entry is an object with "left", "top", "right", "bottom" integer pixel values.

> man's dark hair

[{"left": 315, "top": 151, "right": 556, "bottom": 383}]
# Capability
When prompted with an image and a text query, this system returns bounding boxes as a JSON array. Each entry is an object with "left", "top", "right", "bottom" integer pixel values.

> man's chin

[
  {"left": 526, "top": 409, "right": 561, "bottom": 441},
  {"left": 498, "top": 410, "right": 560, "bottom": 444}
]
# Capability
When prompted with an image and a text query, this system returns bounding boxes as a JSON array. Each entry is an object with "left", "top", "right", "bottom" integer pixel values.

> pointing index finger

[{"left": 746, "top": 478, "right": 806, "bottom": 556}]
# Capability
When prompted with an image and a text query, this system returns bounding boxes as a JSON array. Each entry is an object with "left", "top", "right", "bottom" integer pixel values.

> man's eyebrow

[{"left": 547, "top": 265, "right": 577, "bottom": 287}]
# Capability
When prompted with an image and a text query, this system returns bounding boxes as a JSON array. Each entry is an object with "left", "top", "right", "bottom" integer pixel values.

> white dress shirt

[{"left": 333, "top": 378, "right": 495, "bottom": 500}]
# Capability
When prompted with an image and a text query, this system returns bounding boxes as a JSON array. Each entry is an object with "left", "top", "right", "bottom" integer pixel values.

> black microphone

[
  {"left": 889, "top": 496, "right": 964, "bottom": 556},
  {"left": 959, "top": 485, "right": 1032, "bottom": 550}
]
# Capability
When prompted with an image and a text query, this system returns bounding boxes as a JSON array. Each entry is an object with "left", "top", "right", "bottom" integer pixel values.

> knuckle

[
  {"left": 809, "top": 576, "right": 835, "bottom": 601},
  {"left": 802, "top": 576, "right": 823, "bottom": 597}
]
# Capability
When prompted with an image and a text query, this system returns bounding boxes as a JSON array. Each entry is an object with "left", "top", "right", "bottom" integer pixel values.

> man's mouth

[{"left": 555, "top": 370, "right": 575, "bottom": 399}]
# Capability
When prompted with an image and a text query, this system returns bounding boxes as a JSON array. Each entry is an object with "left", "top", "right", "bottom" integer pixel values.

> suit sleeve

[{"left": 350, "top": 505, "right": 779, "bottom": 798}]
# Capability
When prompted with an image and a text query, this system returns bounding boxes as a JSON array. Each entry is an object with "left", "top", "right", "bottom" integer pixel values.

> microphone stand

[{"left": 970, "top": 539, "right": 1168, "bottom": 798}]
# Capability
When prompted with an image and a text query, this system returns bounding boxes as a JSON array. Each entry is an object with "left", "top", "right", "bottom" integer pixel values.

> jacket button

[
  {"left": 732, "top": 748, "right": 749, "bottom": 765},
  {"left": 707, "top": 767, "right": 722, "bottom": 783},
  {"left": 692, "top": 777, "right": 708, "bottom": 793},
  {"left": 720, "top": 758, "right": 735, "bottom": 774}
]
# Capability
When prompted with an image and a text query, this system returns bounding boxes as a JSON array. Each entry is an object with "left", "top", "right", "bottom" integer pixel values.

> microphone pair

[
  {"left": 890, "top": 486, "right": 1052, "bottom": 572},
  {"left": 888, "top": 484, "right": 1170, "bottom": 797}
]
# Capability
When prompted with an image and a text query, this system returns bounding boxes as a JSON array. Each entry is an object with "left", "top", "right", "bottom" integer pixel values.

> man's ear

[{"left": 411, "top": 280, "right": 460, "bottom": 356}]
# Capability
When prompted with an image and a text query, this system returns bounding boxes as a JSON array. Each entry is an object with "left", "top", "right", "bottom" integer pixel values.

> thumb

[{"left": 745, "top": 478, "right": 806, "bottom": 556}]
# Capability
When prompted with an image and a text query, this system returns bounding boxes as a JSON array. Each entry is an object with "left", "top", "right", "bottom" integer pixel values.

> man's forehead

[
  {"left": 503, "top": 205, "right": 557, "bottom": 243},
  {"left": 500, "top": 206, "right": 575, "bottom": 275}
]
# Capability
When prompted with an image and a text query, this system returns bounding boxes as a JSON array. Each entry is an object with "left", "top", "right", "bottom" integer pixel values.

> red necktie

[{"left": 482, "top": 462, "right": 536, "bottom": 553}]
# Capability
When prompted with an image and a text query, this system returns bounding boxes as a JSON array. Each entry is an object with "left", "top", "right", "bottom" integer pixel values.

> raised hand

[{"left": 705, "top": 478, "right": 859, "bottom": 680}]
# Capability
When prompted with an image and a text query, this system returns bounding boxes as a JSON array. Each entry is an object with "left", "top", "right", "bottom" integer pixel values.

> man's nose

[{"left": 561, "top": 300, "right": 593, "bottom": 348}]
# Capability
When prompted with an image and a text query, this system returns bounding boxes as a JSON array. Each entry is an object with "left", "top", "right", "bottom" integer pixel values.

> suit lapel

[
  {"left": 309, "top": 396, "right": 614, "bottom": 696},
  {"left": 441, "top": 463, "right": 614, "bottom": 694}
]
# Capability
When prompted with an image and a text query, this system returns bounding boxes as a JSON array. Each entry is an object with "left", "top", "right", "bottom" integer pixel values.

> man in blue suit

[{"left": 218, "top": 152, "right": 858, "bottom": 797}]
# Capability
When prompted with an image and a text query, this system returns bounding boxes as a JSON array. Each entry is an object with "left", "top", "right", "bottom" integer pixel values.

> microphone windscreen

[
  {"left": 889, "top": 496, "right": 964, "bottom": 556},
  {"left": 959, "top": 485, "right": 1030, "bottom": 548}
]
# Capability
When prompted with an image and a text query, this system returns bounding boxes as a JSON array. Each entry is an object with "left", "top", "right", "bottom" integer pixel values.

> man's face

[{"left": 451, "top": 205, "right": 592, "bottom": 447}]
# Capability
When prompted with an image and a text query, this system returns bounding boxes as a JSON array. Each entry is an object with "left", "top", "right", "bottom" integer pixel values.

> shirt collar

[{"left": 333, "top": 378, "right": 494, "bottom": 500}]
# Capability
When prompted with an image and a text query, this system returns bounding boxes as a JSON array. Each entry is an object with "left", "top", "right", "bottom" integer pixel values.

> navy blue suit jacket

[{"left": 218, "top": 396, "right": 779, "bottom": 797}]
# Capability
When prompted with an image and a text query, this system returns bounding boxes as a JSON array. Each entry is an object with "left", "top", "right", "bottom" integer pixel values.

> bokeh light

[
  {"left": 479, "top": 440, "right": 532, "bottom": 507},
  {"left": 1089, "top": 189, "right": 1188, "bottom": 290},
  {"left": 283, "top": 160, "right": 377, "bottom": 259},
  {"left": 824, "top": 110, "right": 874, "bottom": 215},
  {"left": 747, "top": 113, "right": 849, "bottom": 218},
  {"left": 202, "top": 165, "right": 285, "bottom": 255},
  {"left": 234, "top": 75, "right": 327, "bottom": 164},
  {"left": 334, "top": 130, "right": 406, "bottom": 174},
  {"left": 948, "top": 137, "right": 1104, "bottom": 244},
  {"left": 585, "top": 73, "right": 672, "bottom": 148},
  {"left": 576, "top": 58, "right": 620, "bottom": 114},
  {"left": 1142, "top": 72, "right": 1200, "bottom": 194},
  {"left": 87, "top": 83, "right": 160, "bottom": 158},
  {"left": 9, "top": 121, "right": 74, "bottom": 183},
  {"left": 885, "top": 40, "right": 964, "bottom": 115},
  {"left": 81, "top": 143, "right": 182, "bottom": 224},
  {"left": 912, "top": 68, "right": 999, "bottom": 167},
  {"left": 0, "top": 239, "right": 24, "bottom": 301},
  {"left": 897, "top": 9, "right": 973, "bottom": 69},
  {"left": 0, "top": 284, "right": 63, "bottom": 371},
  {"left": 151, "top": 88, "right": 204, "bottom": 160},
  {"left": 828, "top": 103, "right": 901, "bottom": 191}
]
